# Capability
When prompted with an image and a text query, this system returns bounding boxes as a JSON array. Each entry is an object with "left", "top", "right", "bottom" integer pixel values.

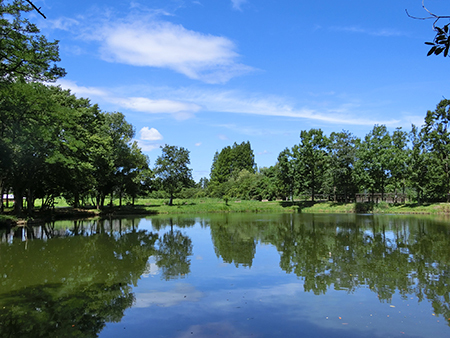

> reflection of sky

[{"left": 100, "top": 218, "right": 450, "bottom": 338}]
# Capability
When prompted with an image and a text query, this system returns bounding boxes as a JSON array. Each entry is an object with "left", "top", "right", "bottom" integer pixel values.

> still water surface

[{"left": 1, "top": 213, "right": 450, "bottom": 337}]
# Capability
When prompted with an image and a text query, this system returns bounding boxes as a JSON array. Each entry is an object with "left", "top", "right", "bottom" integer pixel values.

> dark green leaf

[
  {"left": 428, "top": 46, "right": 437, "bottom": 56},
  {"left": 435, "top": 47, "right": 444, "bottom": 55}
]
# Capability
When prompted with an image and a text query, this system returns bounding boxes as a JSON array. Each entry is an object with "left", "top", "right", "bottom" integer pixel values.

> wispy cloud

[
  {"left": 135, "top": 141, "right": 162, "bottom": 152},
  {"left": 55, "top": 79, "right": 201, "bottom": 118},
  {"left": 55, "top": 80, "right": 400, "bottom": 126},
  {"left": 182, "top": 89, "right": 400, "bottom": 126},
  {"left": 47, "top": 17, "right": 80, "bottom": 31},
  {"left": 111, "top": 97, "right": 201, "bottom": 115},
  {"left": 231, "top": 0, "right": 247, "bottom": 11},
  {"left": 331, "top": 26, "right": 406, "bottom": 37},
  {"left": 54, "top": 79, "right": 109, "bottom": 98},
  {"left": 60, "top": 10, "right": 254, "bottom": 84},
  {"left": 218, "top": 134, "right": 229, "bottom": 140}
]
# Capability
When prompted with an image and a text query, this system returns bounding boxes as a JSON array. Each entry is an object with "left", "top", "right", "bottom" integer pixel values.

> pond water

[{"left": 1, "top": 213, "right": 450, "bottom": 337}]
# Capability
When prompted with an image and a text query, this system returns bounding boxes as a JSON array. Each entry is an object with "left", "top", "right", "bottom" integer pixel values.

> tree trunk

[
  {"left": 0, "top": 187, "right": 4, "bottom": 214},
  {"left": 26, "top": 188, "right": 34, "bottom": 215},
  {"left": 13, "top": 186, "right": 23, "bottom": 215},
  {"left": 74, "top": 191, "right": 79, "bottom": 208}
]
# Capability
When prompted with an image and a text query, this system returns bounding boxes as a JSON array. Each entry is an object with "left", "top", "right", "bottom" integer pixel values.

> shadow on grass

[
  {"left": 397, "top": 202, "right": 431, "bottom": 209},
  {"left": 279, "top": 201, "right": 314, "bottom": 211}
]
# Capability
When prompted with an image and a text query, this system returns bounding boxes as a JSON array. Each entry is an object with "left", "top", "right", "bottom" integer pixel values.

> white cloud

[
  {"left": 140, "top": 127, "right": 163, "bottom": 141},
  {"left": 55, "top": 79, "right": 109, "bottom": 98},
  {"left": 231, "top": 0, "right": 247, "bottom": 11},
  {"left": 92, "top": 18, "right": 253, "bottom": 83},
  {"left": 136, "top": 140, "right": 161, "bottom": 152},
  {"left": 55, "top": 80, "right": 200, "bottom": 118},
  {"left": 47, "top": 17, "right": 80, "bottom": 31},
  {"left": 182, "top": 90, "right": 400, "bottom": 126},
  {"left": 331, "top": 26, "right": 406, "bottom": 37},
  {"left": 195, "top": 142, "right": 202, "bottom": 146},
  {"left": 111, "top": 97, "right": 201, "bottom": 114},
  {"left": 55, "top": 80, "right": 400, "bottom": 126}
]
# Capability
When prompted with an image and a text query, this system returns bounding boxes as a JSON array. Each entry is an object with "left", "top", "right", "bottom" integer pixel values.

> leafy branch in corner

[{"left": 406, "top": 0, "right": 450, "bottom": 57}]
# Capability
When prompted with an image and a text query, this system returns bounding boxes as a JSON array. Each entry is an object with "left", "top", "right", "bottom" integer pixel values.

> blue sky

[{"left": 32, "top": 0, "right": 450, "bottom": 181}]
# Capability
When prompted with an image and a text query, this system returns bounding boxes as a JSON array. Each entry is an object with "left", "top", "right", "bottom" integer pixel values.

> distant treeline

[{"left": 188, "top": 103, "right": 450, "bottom": 205}]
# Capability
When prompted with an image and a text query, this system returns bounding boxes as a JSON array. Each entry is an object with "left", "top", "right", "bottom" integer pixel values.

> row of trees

[
  {"left": 0, "top": 82, "right": 152, "bottom": 214},
  {"left": 195, "top": 100, "right": 450, "bottom": 204},
  {"left": 0, "top": 79, "right": 198, "bottom": 214}
]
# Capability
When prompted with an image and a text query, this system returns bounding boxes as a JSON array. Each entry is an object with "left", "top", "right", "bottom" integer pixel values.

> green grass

[
  {"left": 135, "top": 198, "right": 299, "bottom": 214},
  {"left": 107, "top": 198, "right": 450, "bottom": 215},
  {"left": 4, "top": 198, "right": 450, "bottom": 225}
]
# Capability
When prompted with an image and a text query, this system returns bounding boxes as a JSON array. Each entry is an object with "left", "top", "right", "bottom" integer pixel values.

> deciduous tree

[{"left": 154, "top": 145, "right": 193, "bottom": 206}]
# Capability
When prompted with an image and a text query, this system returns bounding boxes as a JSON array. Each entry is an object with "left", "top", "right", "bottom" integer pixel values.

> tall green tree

[
  {"left": 0, "top": 81, "right": 59, "bottom": 214},
  {"left": 209, "top": 141, "right": 256, "bottom": 197},
  {"left": 327, "top": 130, "right": 359, "bottom": 202},
  {"left": 422, "top": 99, "right": 450, "bottom": 202},
  {"left": 389, "top": 127, "right": 409, "bottom": 198},
  {"left": 210, "top": 141, "right": 256, "bottom": 183},
  {"left": 154, "top": 145, "right": 193, "bottom": 206},
  {"left": 409, "top": 124, "right": 436, "bottom": 203},
  {"left": 355, "top": 125, "right": 392, "bottom": 201},
  {"left": 276, "top": 148, "right": 297, "bottom": 201},
  {"left": 295, "top": 129, "right": 329, "bottom": 202}
]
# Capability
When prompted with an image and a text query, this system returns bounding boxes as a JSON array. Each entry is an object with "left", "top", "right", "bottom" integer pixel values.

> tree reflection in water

[
  {"left": 208, "top": 213, "right": 450, "bottom": 325},
  {"left": 0, "top": 219, "right": 158, "bottom": 337},
  {"left": 1, "top": 213, "right": 450, "bottom": 335}
]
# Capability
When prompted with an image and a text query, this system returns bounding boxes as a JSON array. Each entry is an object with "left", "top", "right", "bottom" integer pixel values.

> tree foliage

[
  {"left": 0, "top": 83, "right": 151, "bottom": 214},
  {"left": 209, "top": 141, "right": 256, "bottom": 198},
  {"left": 154, "top": 145, "right": 193, "bottom": 206},
  {"left": 422, "top": 99, "right": 450, "bottom": 201},
  {"left": 0, "top": 0, "right": 65, "bottom": 83}
]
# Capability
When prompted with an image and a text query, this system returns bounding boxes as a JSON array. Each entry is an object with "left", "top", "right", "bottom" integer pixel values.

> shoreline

[{"left": 2, "top": 199, "right": 450, "bottom": 226}]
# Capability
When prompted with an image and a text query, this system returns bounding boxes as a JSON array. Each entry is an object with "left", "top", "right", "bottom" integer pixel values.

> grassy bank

[
  {"left": 3, "top": 198, "right": 450, "bottom": 226},
  {"left": 119, "top": 198, "right": 450, "bottom": 215}
]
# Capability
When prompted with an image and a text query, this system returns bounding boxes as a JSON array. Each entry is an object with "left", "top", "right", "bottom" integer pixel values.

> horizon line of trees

[{"left": 190, "top": 100, "right": 450, "bottom": 204}]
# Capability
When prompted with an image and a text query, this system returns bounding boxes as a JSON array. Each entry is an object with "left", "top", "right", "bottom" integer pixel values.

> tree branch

[
  {"left": 25, "top": 0, "right": 46, "bottom": 19},
  {"left": 406, "top": 0, "right": 450, "bottom": 29}
]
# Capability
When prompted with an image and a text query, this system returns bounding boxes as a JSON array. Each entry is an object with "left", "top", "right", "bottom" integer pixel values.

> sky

[{"left": 30, "top": 0, "right": 450, "bottom": 181}]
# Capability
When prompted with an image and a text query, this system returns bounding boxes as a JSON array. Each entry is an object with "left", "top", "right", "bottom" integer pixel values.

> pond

[{"left": 1, "top": 213, "right": 450, "bottom": 337}]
